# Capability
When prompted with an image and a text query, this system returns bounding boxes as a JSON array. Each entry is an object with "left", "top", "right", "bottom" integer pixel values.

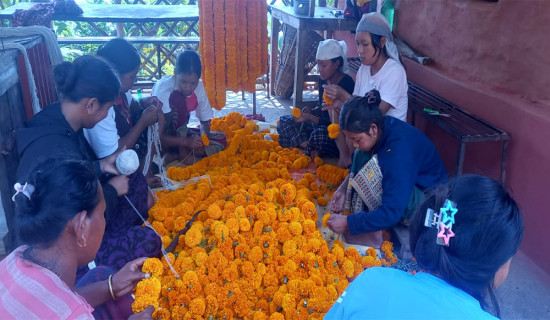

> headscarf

[
  {"left": 356, "top": 12, "right": 400, "bottom": 63},
  {"left": 316, "top": 39, "right": 350, "bottom": 75}
]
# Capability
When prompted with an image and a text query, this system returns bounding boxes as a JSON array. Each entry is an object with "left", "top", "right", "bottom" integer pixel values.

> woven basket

[{"left": 274, "top": 24, "right": 324, "bottom": 99}]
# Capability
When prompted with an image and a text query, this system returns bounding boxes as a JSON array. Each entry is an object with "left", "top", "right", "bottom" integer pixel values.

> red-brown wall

[
  {"left": 335, "top": 0, "right": 550, "bottom": 273},
  {"left": 395, "top": 0, "right": 550, "bottom": 273}
]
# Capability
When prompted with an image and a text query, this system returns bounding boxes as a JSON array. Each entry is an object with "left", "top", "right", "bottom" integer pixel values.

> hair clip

[
  {"left": 365, "top": 91, "right": 377, "bottom": 104},
  {"left": 424, "top": 199, "right": 457, "bottom": 246},
  {"left": 12, "top": 182, "right": 35, "bottom": 202}
]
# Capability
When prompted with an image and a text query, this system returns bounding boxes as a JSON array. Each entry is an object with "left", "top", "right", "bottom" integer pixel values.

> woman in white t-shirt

[
  {"left": 152, "top": 50, "right": 224, "bottom": 165},
  {"left": 324, "top": 12, "right": 408, "bottom": 121}
]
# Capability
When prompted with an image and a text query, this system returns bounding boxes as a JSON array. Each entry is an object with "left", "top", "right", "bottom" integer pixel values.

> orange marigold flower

[
  {"left": 327, "top": 124, "right": 340, "bottom": 139},
  {"left": 239, "top": 217, "right": 251, "bottom": 231},
  {"left": 214, "top": 223, "right": 230, "bottom": 241},
  {"left": 342, "top": 260, "right": 355, "bottom": 278},
  {"left": 288, "top": 221, "right": 303, "bottom": 236},
  {"left": 226, "top": 217, "right": 240, "bottom": 236},
  {"left": 184, "top": 227, "right": 202, "bottom": 247},
  {"left": 322, "top": 92, "right": 333, "bottom": 104},
  {"left": 322, "top": 213, "right": 331, "bottom": 227},
  {"left": 207, "top": 203, "right": 222, "bottom": 219},
  {"left": 132, "top": 277, "right": 161, "bottom": 313},
  {"left": 291, "top": 107, "right": 302, "bottom": 119},
  {"left": 189, "top": 297, "right": 206, "bottom": 316},
  {"left": 280, "top": 183, "right": 296, "bottom": 206},
  {"left": 142, "top": 257, "right": 164, "bottom": 278},
  {"left": 270, "top": 312, "right": 285, "bottom": 320},
  {"left": 317, "top": 196, "right": 328, "bottom": 207},
  {"left": 201, "top": 134, "right": 210, "bottom": 146},
  {"left": 282, "top": 239, "right": 298, "bottom": 257}
]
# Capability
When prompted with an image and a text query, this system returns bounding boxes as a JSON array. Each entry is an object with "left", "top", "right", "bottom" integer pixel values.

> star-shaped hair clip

[{"left": 424, "top": 199, "right": 458, "bottom": 246}]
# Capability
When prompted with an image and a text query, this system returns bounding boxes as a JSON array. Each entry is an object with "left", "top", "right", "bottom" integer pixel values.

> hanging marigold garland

[{"left": 199, "top": 0, "right": 268, "bottom": 110}]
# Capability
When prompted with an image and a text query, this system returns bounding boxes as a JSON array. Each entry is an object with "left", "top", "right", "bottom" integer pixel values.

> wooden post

[
  {"left": 309, "top": 0, "right": 315, "bottom": 17},
  {"left": 269, "top": 15, "right": 281, "bottom": 96}
]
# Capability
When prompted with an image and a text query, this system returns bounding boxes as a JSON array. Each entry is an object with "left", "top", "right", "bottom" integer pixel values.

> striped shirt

[{"left": 0, "top": 246, "right": 94, "bottom": 320}]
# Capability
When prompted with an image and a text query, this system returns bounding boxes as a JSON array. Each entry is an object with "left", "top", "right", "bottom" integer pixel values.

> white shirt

[
  {"left": 152, "top": 75, "right": 213, "bottom": 122},
  {"left": 353, "top": 58, "right": 408, "bottom": 121},
  {"left": 83, "top": 91, "right": 134, "bottom": 159}
]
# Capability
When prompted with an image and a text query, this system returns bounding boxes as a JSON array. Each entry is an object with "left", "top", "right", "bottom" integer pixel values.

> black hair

[
  {"left": 340, "top": 90, "right": 385, "bottom": 135},
  {"left": 330, "top": 56, "right": 344, "bottom": 72},
  {"left": 14, "top": 158, "right": 100, "bottom": 249},
  {"left": 176, "top": 50, "right": 202, "bottom": 78},
  {"left": 409, "top": 175, "right": 524, "bottom": 317},
  {"left": 54, "top": 55, "right": 120, "bottom": 105},
  {"left": 97, "top": 38, "right": 141, "bottom": 74},
  {"left": 370, "top": 33, "right": 386, "bottom": 59}
]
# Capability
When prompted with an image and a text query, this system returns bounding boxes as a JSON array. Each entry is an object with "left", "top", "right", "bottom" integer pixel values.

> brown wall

[{"left": 392, "top": 0, "right": 550, "bottom": 273}]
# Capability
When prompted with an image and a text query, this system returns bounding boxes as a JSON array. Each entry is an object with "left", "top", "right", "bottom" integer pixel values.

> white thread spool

[{"left": 116, "top": 149, "right": 139, "bottom": 175}]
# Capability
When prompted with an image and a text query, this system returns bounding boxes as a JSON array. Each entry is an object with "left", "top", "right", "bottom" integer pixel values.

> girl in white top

[{"left": 324, "top": 12, "right": 408, "bottom": 121}]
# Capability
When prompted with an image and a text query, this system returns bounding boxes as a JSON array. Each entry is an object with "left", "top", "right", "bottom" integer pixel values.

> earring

[{"left": 77, "top": 233, "right": 87, "bottom": 247}]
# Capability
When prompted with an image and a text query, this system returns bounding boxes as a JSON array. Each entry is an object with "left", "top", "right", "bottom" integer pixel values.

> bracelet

[{"left": 108, "top": 274, "right": 117, "bottom": 301}]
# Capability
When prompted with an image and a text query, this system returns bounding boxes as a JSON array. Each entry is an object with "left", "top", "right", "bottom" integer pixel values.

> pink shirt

[{"left": 0, "top": 246, "right": 94, "bottom": 319}]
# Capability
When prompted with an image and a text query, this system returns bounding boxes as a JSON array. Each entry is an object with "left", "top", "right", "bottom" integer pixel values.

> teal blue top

[{"left": 325, "top": 267, "right": 498, "bottom": 320}]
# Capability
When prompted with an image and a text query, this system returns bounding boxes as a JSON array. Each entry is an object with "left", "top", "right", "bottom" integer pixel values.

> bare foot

[{"left": 344, "top": 230, "right": 383, "bottom": 249}]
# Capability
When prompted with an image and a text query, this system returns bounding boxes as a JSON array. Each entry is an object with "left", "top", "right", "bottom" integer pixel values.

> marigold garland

[
  {"left": 291, "top": 107, "right": 302, "bottom": 119},
  {"left": 201, "top": 134, "right": 210, "bottom": 146},
  {"left": 199, "top": 0, "right": 268, "bottom": 110},
  {"left": 134, "top": 112, "right": 397, "bottom": 318}
]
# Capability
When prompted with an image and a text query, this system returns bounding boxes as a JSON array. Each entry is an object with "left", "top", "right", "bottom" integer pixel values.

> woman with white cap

[
  {"left": 323, "top": 12, "right": 408, "bottom": 122},
  {"left": 277, "top": 39, "right": 355, "bottom": 162}
]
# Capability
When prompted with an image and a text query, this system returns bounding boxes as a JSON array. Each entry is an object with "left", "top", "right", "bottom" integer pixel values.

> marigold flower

[
  {"left": 201, "top": 133, "right": 210, "bottom": 146},
  {"left": 291, "top": 107, "right": 302, "bottom": 119},
  {"left": 323, "top": 92, "right": 334, "bottom": 104},
  {"left": 207, "top": 203, "right": 222, "bottom": 219},
  {"left": 132, "top": 277, "right": 161, "bottom": 313},
  {"left": 184, "top": 227, "right": 202, "bottom": 247},
  {"left": 327, "top": 124, "right": 340, "bottom": 139},
  {"left": 189, "top": 297, "right": 206, "bottom": 316},
  {"left": 317, "top": 196, "right": 328, "bottom": 207},
  {"left": 322, "top": 213, "right": 331, "bottom": 227},
  {"left": 288, "top": 221, "right": 303, "bottom": 236},
  {"left": 142, "top": 257, "right": 164, "bottom": 278}
]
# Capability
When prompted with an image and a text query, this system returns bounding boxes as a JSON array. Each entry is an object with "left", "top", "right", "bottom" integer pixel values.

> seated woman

[
  {"left": 327, "top": 91, "right": 447, "bottom": 249},
  {"left": 153, "top": 50, "right": 224, "bottom": 165},
  {"left": 16, "top": 55, "right": 161, "bottom": 273},
  {"left": 324, "top": 13, "right": 408, "bottom": 167},
  {"left": 83, "top": 38, "right": 163, "bottom": 187},
  {"left": 325, "top": 175, "right": 523, "bottom": 319},
  {"left": 277, "top": 39, "right": 354, "bottom": 162},
  {"left": 1, "top": 158, "right": 154, "bottom": 319}
]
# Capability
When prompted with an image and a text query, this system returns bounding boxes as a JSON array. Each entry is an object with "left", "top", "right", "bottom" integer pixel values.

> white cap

[{"left": 316, "top": 39, "right": 349, "bottom": 74}]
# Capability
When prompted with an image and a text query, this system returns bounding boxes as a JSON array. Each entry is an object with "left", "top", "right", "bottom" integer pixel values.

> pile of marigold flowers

[{"left": 134, "top": 112, "right": 397, "bottom": 319}]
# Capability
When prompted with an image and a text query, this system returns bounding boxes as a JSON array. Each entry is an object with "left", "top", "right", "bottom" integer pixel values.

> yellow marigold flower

[
  {"left": 282, "top": 239, "right": 298, "bottom": 257},
  {"left": 239, "top": 217, "right": 251, "bottom": 232},
  {"left": 270, "top": 312, "right": 285, "bottom": 320},
  {"left": 189, "top": 297, "right": 206, "bottom": 316},
  {"left": 153, "top": 308, "right": 170, "bottom": 320},
  {"left": 132, "top": 277, "right": 161, "bottom": 313},
  {"left": 142, "top": 257, "right": 164, "bottom": 278},
  {"left": 235, "top": 205, "right": 246, "bottom": 218},
  {"left": 288, "top": 221, "right": 303, "bottom": 236},
  {"left": 194, "top": 251, "right": 208, "bottom": 267},
  {"left": 214, "top": 223, "right": 230, "bottom": 241},
  {"left": 317, "top": 196, "right": 328, "bottom": 207},
  {"left": 249, "top": 246, "right": 263, "bottom": 263},
  {"left": 207, "top": 203, "right": 222, "bottom": 219},
  {"left": 322, "top": 92, "right": 334, "bottom": 104},
  {"left": 302, "top": 219, "right": 316, "bottom": 235},
  {"left": 201, "top": 133, "right": 210, "bottom": 146},
  {"left": 328, "top": 123, "right": 340, "bottom": 139},
  {"left": 322, "top": 213, "right": 331, "bottom": 227},
  {"left": 226, "top": 217, "right": 240, "bottom": 236},
  {"left": 282, "top": 293, "right": 296, "bottom": 312},
  {"left": 184, "top": 227, "right": 202, "bottom": 247},
  {"left": 301, "top": 201, "right": 316, "bottom": 218},
  {"left": 280, "top": 183, "right": 296, "bottom": 206},
  {"left": 342, "top": 260, "right": 355, "bottom": 278},
  {"left": 291, "top": 107, "right": 302, "bottom": 119}
]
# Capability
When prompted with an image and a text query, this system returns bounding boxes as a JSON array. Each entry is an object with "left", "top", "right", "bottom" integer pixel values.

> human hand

[
  {"left": 323, "top": 84, "right": 345, "bottom": 102},
  {"left": 327, "top": 214, "right": 349, "bottom": 234},
  {"left": 140, "top": 96, "right": 163, "bottom": 109},
  {"left": 181, "top": 136, "right": 203, "bottom": 149},
  {"left": 128, "top": 306, "right": 154, "bottom": 320},
  {"left": 99, "top": 147, "right": 126, "bottom": 175},
  {"left": 138, "top": 105, "right": 160, "bottom": 128},
  {"left": 107, "top": 174, "right": 129, "bottom": 196},
  {"left": 112, "top": 257, "right": 151, "bottom": 299},
  {"left": 295, "top": 112, "right": 313, "bottom": 123},
  {"left": 330, "top": 189, "right": 346, "bottom": 214}
]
